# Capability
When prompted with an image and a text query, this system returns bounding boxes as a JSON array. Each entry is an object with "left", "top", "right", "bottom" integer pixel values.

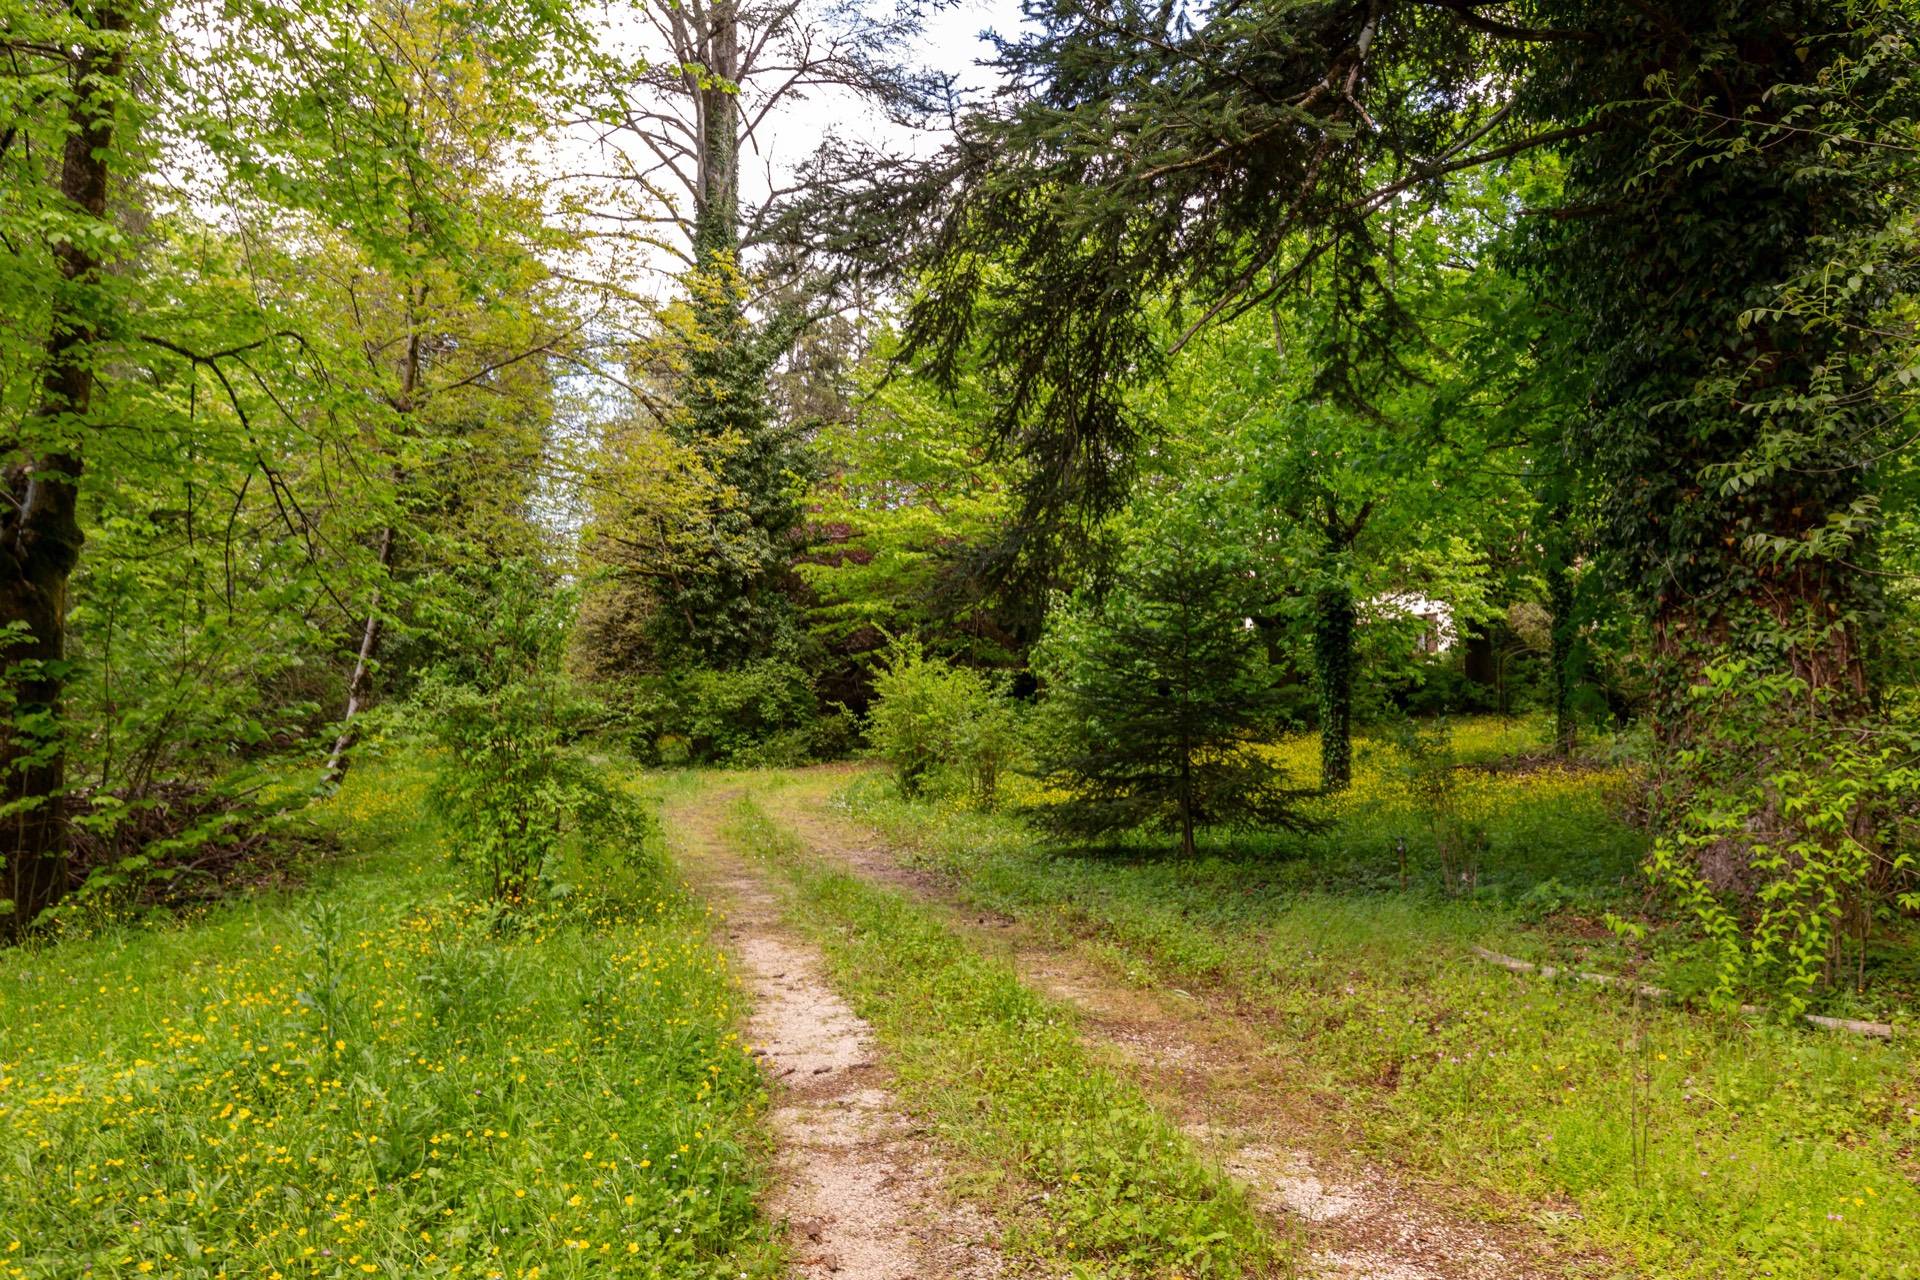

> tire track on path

[
  {"left": 664, "top": 785, "right": 1006, "bottom": 1280},
  {"left": 750, "top": 770, "right": 1606, "bottom": 1280}
]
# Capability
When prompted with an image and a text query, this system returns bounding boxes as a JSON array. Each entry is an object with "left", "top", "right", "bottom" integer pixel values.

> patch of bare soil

[
  {"left": 665, "top": 788, "right": 1005, "bottom": 1280},
  {"left": 756, "top": 772, "right": 1604, "bottom": 1280}
]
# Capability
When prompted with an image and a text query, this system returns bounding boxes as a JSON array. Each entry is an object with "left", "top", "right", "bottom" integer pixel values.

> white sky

[
  {"left": 740, "top": 0, "right": 1025, "bottom": 195},
  {"left": 570, "top": 0, "right": 1028, "bottom": 287}
]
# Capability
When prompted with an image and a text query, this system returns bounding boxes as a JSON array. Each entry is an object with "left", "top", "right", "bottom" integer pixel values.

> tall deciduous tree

[
  {"left": 577, "top": 0, "right": 947, "bottom": 675},
  {"left": 1, "top": 0, "right": 589, "bottom": 931},
  {"left": 209, "top": 0, "right": 594, "bottom": 787},
  {"left": 603, "top": 0, "right": 945, "bottom": 272},
  {"left": 1, "top": 0, "right": 137, "bottom": 933}
]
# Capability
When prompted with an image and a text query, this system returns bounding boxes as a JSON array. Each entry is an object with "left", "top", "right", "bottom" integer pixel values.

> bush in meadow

[{"left": 867, "top": 638, "right": 1020, "bottom": 807}]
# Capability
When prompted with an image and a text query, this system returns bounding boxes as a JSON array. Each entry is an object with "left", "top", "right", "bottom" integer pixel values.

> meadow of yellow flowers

[{"left": 0, "top": 764, "right": 776, "bottom": 1280}]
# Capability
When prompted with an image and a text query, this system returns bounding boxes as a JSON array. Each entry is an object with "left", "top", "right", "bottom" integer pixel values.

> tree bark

[
  {"left": 1544, "top": 521, "right": 1577, "bottom": 756},
  {"left": 692, "top": 0, "right": 741, "bottom": 264},
  {"left": 1313, "top": 584, "right": 1355, "bottom": 792},
  {"left": 1652, "top": 563, "right": 1872, "bottom": 897},
  {"left": 322, "top": 526, "right": 396, "bottom": 790},
  {"left": 1, "top": 5, "right": 127, "bottom": 939},
  {"left": 1178, "top": 745, "right": 1195, "bottom": 857},
  {"left": 1462, "top": 627, "right": 1496, "bottom": 690},
  {"left": 324, "top": 285, "right": 421, "bottom": 791}
]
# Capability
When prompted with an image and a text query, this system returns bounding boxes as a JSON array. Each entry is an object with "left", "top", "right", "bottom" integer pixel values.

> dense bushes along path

[{"left": 660, "top": 769, "right": 1586, "bottom": 1280}]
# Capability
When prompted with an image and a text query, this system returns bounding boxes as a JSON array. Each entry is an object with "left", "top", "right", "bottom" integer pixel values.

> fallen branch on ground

[{"left": 1470, "top": 946, "right": 1898, "bottom": 1040}]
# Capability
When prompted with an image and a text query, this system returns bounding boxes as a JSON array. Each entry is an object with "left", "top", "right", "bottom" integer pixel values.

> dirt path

[
  {"left": 751, "top": 770, "right": 1599, "bottom": 1280},
  {"left": 664, "top": 787, "right": 1005, "bottom": 1280}
]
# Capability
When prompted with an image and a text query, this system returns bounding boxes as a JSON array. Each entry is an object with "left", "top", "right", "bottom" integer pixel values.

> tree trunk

[
  {"left": 692, "top": 0, "right": 741, "bottom": 264},
  {"left": 1652, "top": 564, "right": 1872, "bottom": 897},
  {"left": 1, "top": 9, "right": 126, "bottom": 940},
  {"left": 322, "top": 527, "right": 396, "bottom": 790},
  {"left": 1313, "top": 584, "right": 1355, "bottom": 792},
  {"left": 1178, "top": 746, "right": 1195, "bottom": 857},
  {"left": 1462, "top": 627, "right": 1496, "bottom": 691},
  {"left": 324, "top": 291, "right": 420, "bottom": 791},
  {"left": 1544, "top": 522, "right": 1577, "bottom": 756}
]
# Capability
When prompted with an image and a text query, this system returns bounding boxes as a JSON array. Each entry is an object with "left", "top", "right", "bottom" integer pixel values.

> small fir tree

[{"left": 1030, "top": 527, "right": 1313, "bottom": 855}]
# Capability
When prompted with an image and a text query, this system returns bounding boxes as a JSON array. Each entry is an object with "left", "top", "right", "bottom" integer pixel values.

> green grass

[
  {"left": 0, "top": 760, "right": 776, "bottom": 1280},
  {"left": 722, "top": 795, "right": 1288, "bottom": 1279},
  {"left": 825, "top": 719, "right": 1920, "bottom": 1280}
]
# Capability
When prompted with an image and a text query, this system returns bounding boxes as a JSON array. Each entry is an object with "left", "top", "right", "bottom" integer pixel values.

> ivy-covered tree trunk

[
  {"left": 1543, "top": 513, "right": 1577, "bottom": 757},
  {"left": 1313, "top": 584, "right": 1354, "bottom": 793},
  {"left": 1544, "top": 6, "right": 1900, "bottom": 905},
  {"left": 1308, "top": 495, "right": 1368, "bottom": 794},
  {"left": 1, "top": 4, "right": 126, "bottom": 938},
  {"left": 1649, "top": 572, "right": 1874, "bottom": 897}
]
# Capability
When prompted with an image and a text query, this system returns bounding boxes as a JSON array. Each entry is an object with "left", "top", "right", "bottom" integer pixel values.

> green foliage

[
  {"left": 0, "top": 0, "right": 600, "bottom": 933},
  {"left": 1517, "top": 12, "right": 1920, "bottom": 975},
  {"left": 610, "top": 658, "right": 824, "bottom": 767},
  {"left": 1312, "top": 586, "right": 1357, "bottom": 790},
  {"left": 53, "top": 774, "right": 327, "bottom": 932},
  {"left": 0, "top": 758, "right": 777, "bottom": 1279},
  {"left": 1114, "top": 227, "right": 1539, "bottom": 792},
  {"left": 675, "top": 660, "right": 821, "bottom": 767},
  {"left": 802, "top": 330, "right": 1027, "bottom": 683},
  {"left": 413, "top": 560, "right": 650, "bottom": 903},
  {"left": 1029, "top": 522, "right": 1312, "bottom": 854},
  {"left": 581, "top": 237, "right": 818, "bottom": 676},
  {"left": 867, "top": 639, "right": 1020, "bottom": 807},
  {"left": 1649, "top": 644, "right": 1920, "bottom": 1017},
  {"left": 882, "top": 0, "right": 1920, "bottom": 1012},
  {"left": 1385, "top": 718, "right": 1487, "bottom": 894}
]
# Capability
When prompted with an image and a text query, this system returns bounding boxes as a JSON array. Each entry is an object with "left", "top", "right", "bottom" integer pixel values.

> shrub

[
  {"left": 413, "top": 560, "right": 653, "bottom": 904},
  {"left": 1649, "top": 649, "right": 1920, "bottom": 1016},
  {"left": 1386, "top": 717, "right": 1487, "bottom": 893},
  {"left": 609, "top": 659, "right": 820, "bottom": 766},
  {"left": 61, "top": 778, "right": 328, "bottom": 919},
  {"left": 808, "top": 700, "right": 863, "bottom": 761},
  {"left": 418, "top": 676, "right": 652, "bottom": 903},
  {"left": 868, "top": 639, "right": 1018, "bottom": 806},
  {"left": 679, "top": 659, "right": 818, "bottom": 762}
]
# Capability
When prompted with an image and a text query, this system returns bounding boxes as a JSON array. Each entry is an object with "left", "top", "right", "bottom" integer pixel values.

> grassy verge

[
  {"left": 0, "top": 760, "right": 775, "bottom": 1280},
  {"left": 722, "top": 795, "right": 1288, "bottom": 1279},
  {"left": 820, "top": 721, "right": 1920, "bottom": 1280}
]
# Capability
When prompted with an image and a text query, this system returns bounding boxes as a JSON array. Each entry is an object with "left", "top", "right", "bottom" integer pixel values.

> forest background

[{"left": 4, "top": 0, "right": 1920, "bottom": 1021}]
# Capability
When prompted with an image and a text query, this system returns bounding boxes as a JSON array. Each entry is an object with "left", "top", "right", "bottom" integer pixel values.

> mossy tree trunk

[
  {"left": 1313, "top": 585, "right": 1355, "bottom": 793},
  {"left": 1, "top": 3, "right": 127, "bottom": 939},
  {"left": 1310, "top": 495, "right": 1369, "bottom": 794}
]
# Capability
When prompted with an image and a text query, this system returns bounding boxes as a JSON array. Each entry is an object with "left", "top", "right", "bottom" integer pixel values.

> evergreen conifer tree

[
  {"left": 1031, "top": 525, "right": 1314, "bottom": 856},
  {"left": 647, "top": 203, "right": 815, "bottom": 667}
]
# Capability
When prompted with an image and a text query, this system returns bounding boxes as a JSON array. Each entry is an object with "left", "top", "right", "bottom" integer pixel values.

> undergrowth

[
  {"left": 819, "top": 718, "right": 1920, "bottom": 1280},
  {"left": 0, "top": 759, "right": 775, "bottom": 1280}
]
